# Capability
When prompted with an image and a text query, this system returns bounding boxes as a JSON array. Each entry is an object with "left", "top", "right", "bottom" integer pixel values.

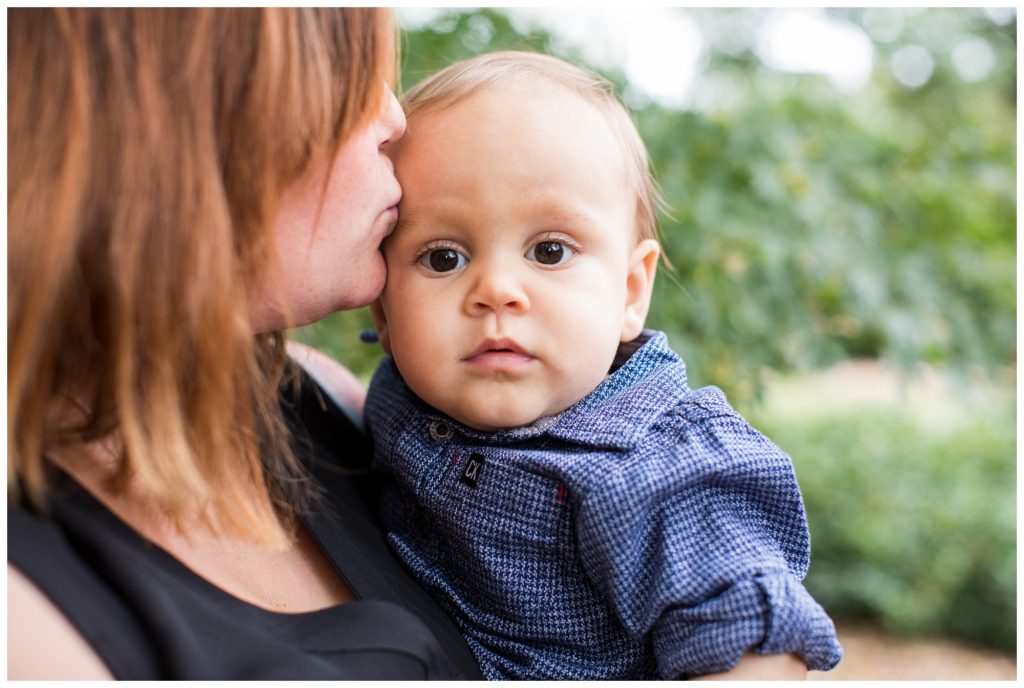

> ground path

[{"left": 809, "top": 623, "right": 1015, "bottom": 680}]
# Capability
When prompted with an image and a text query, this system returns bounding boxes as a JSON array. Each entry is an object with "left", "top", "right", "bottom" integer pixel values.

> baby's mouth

[
  {"left": 462, "top": 338, "right": 536, "bottom": 370},
  {"left": 464, "top": 337, "right": 530, "bottom": 359}
]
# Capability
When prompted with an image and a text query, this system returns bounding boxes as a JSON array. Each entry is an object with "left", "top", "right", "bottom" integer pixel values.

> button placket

[{"left": 422, "top": 419, "right": 458, "bottom": 507}]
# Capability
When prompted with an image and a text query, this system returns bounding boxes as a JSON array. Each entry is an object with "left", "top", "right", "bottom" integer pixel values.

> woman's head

[{"left": 8, "top": 8, "right": 399, "bottom": 543}]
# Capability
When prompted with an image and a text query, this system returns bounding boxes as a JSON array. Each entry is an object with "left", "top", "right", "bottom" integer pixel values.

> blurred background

[{"left": 294, "top": 8, "right": 1016, "bottom": 679}]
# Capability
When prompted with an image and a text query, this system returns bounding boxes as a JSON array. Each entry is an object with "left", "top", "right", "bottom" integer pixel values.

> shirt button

[
  {"left": 429, "top": 420, "right": 452, "bottom": 442},
  {"left": 415, "top": 512, "right": 433, "bottom": 537}
]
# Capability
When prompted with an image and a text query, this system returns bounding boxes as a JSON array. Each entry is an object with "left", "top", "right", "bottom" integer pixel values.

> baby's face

[{"left": 375, "top": 81, "right": 656, "bottom": 431}]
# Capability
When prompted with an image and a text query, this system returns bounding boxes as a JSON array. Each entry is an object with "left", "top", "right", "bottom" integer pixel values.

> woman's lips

[
  {"left": 379, "top": 205, "right": 400, "bottom": 243},
  {"left": 381, "top": 190, "right": 402, "bottom": 230}
]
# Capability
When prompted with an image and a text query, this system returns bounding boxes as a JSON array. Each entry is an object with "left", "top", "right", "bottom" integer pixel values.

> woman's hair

[
  {"left": 400, "top": 50, "right": 664, "bottom": 245},
  {"left": 9, "top": 8, "right": 395, "bottom": 545}
]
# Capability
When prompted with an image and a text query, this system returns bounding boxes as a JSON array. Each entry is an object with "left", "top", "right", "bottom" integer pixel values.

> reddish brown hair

[{"left": 8, "top": 8, "right": 395, "bottom": 544}]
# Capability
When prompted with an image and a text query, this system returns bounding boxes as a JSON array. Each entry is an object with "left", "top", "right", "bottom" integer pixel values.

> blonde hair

[
  {"left": 400, "top": 50, "right": 663, "bottom": 244},
  {"left": 9, "top": 8, "right": 396, "bottom": 544}
]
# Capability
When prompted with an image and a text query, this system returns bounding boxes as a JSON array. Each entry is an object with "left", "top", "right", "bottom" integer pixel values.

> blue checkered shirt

[{"left": 365, "top": 331, "right": 842, "bottom": 679}]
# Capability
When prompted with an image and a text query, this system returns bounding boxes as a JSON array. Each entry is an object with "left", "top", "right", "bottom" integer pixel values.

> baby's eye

[
  {"left": 525, "top": 240, "right": 575, "bottom": 266},
  {"left": 418, "top": 248, "right": 468, "bottom": 273}
]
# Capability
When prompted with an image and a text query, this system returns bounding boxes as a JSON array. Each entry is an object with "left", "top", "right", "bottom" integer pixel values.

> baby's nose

[{"left": 465, "top": 267, "right": 530, "bottom": 316}]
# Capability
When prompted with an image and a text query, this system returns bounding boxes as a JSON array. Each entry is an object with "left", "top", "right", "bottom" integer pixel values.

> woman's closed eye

[{"left": 525, "top": 240, "right": 576, "bottom": 267}]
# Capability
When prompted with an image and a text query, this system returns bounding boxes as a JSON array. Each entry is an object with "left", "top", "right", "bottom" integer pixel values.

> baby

[{"left": 365, "top": 51, "right": 842, "bottom": 680}]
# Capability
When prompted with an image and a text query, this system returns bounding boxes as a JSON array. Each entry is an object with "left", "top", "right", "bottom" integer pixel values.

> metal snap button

[{"left": 429, "top": 420, "right": 452, "bottom": 442}]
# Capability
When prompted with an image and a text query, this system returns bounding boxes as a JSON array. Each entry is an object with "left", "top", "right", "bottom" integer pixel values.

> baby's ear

[
  {"left": 621, "top": 239, "right": 660, "bottom": 342},
  {"left": 369, "top": 299, "right": 393, "bottom": 355}
]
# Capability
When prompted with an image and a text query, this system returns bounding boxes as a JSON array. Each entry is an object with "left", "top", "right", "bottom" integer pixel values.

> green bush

[{"left": 749, "top": 393, "right": 1016, "bottom": 652}]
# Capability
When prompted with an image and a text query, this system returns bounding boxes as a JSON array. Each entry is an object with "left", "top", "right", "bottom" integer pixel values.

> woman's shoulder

[
  {"left": 7, "top": 564, "right": 113, "bottom": 679},
  {"left": 8, "top": 498, "right": 160, "bottom": 678}
]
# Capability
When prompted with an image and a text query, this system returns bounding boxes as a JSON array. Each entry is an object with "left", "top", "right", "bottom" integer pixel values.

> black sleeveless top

[{"left": 8, "top": 370, "right": 483, "bottom": 680}]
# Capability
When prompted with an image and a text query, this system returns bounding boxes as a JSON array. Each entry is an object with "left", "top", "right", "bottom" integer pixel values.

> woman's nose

[
  {"left": 465, "top": 265, "right": 530, "bottom": 317},
  {"left": 378, "top": 89, "right": 406, "bottom": 149}
]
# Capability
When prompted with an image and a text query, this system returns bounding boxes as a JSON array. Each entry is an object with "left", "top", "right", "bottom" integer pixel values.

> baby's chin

[
  {"left": 415, "top": 377, "right": 603, "bottom": 434},
  {"left": 447, "top": 400, "right": 577, "bottom": 434}
]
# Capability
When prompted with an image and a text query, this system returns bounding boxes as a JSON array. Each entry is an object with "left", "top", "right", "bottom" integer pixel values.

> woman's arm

[
  {"left": 286, "top": 341, "right": 367, "bottom": 416},
  {"left": 8, "top": 565, "right": 113, "bottom": 680},
  {"left": 693, "top": 652, "right": 807, "bottom": 680}
]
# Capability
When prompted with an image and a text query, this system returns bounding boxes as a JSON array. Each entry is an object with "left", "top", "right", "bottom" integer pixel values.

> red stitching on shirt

[
  {"left": 449, "top": 451, "right": 461, "bottom": 467},
  {"left": 556, "top": 484, "right": 566, "bottom": 502}
]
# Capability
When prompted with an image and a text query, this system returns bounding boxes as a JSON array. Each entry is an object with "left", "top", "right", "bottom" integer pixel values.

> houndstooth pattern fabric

[{"left": 365, "top": 331, "right": 843, "bottom": 679}]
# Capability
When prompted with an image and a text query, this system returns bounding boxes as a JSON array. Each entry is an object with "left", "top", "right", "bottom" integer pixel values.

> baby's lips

[{"left": 463, "top": 337, "right": 531, "bottom": 360}]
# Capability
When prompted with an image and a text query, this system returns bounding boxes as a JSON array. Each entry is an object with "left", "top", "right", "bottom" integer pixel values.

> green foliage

[
  {"left": 644, "top": 76, "right": 1016, "bottom": 397},
  {"left": 748, "top": 389, "right": 1016, "bottom": 652},
  {"left": 640, "top": 11, "right": 1015, "bottom": 399},
  {"left": 398, "top": 9, "right": 564, "bottom": 92},
  {"left": 295, "top": 308, "right": 381, "bottom": 383}
]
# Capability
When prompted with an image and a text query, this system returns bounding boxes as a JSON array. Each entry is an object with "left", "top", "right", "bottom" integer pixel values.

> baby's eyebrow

[
  {"left": 522, "top": 199, "right": 598, "bottom": 228},
  {"left": 397, "top": 202, "right": 464, "bottom": 231},
  {"left": 391, "top": 212, "right": 435, "bottom": 237},
  {"left": 395, "top": 199, "right": 598, "bottom": 239},
  {"left": 389, "top": 212, "right": 463, "bottom": 249}
]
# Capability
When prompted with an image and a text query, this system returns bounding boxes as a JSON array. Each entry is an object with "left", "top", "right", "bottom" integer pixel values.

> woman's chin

[
  {"left": 335, "top": 253, "right": 388, "bottom": 311},
  {"left": 253, "top": 252, "right": 388, "bottom": 331}
]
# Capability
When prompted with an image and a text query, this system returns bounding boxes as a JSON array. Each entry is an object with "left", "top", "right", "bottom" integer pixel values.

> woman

[{"left": 8, "top": 8, "right": 482, "bottom": 679}]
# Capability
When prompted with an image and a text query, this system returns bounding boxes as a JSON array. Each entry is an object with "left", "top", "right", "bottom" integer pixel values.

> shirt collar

[
  {"left": 542, "top": 330, "right": 689, "bottom": 450},
  {"left": 395, "top": 330, "right": 689, "bottom": 451}
]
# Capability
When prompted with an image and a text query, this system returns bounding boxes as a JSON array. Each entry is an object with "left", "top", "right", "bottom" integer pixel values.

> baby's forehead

[
  {"left": 408, "top": 76, "right": 608, "bottom": 128},
  {"left": 395, "top": 56, "right": 656, "bottom": 244},
  {"left": 402, "top": 80, "right": 633, "bottom": 176}
]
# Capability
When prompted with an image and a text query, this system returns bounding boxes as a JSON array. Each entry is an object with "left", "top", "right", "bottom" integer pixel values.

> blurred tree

[{"left": 640, "top": 8, "right": 1015, "bottom": 397}]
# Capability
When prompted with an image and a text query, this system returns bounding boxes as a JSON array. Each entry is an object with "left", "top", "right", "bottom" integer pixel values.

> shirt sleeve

[{"left": 572, "top": 386, "right": 843, "bottom": 678}]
